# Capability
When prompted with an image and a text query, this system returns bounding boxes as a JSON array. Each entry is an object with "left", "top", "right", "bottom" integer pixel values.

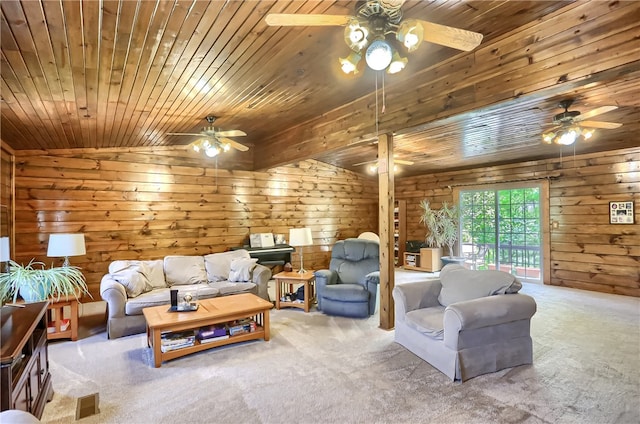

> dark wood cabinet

[{"left": 1, "top": 302, "right": 53, "bottom": 419}]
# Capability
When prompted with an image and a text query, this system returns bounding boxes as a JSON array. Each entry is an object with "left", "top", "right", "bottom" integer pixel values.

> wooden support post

[{"left": 377, "top": 133, "right": 395, "bottom": 330}]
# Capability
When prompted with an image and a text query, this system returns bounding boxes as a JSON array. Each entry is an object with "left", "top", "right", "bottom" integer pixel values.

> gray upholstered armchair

[
  {"left": 393, "top": 264, "right": 537, "bottom": 381},
  {"left": 314, "top": 238, "right": 380, "bottom": 318}
]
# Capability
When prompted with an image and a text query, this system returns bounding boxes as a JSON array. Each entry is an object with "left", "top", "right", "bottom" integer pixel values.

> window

[{"left": 459, "top": 185, "right": 543, "bottom": 283}]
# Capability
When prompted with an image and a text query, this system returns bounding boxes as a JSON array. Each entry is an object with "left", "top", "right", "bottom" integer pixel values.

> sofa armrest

[
  {"left": 314, "top": 269, "right": 338, "bottom": 311},
  {"left": 100, "top": 274, "right": 128, "bottom": 319},
  {"left": 443, "top": 293, "right": 537, "bottom": 346},
  {"left": 392, "top": 279, "right": 442, "bottom": 316},
  {"left": 252, "top": 264, "right": 271, "bottom": 301}
]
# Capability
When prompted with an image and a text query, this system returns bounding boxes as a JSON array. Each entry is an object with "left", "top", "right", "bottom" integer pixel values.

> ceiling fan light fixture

[
  {"left": 541, "top": 131, "right": 556, "bottom": 144},
  {"left": 340, "top": 51, "right": 362, "bottom": 74},
  {"left": 205, "top": 145, "right": 220, "bottom": 157},
  {"left": 582, "top": 128, "right": 595, "bottom": 139},
  {"left": 344, "top": 19, "right": 370, "bottom": 51},
  {"left": 365, "top": 39, "right": 393, "bottom": 71},
  {"left": 387, "top": 51, "right": 407, "bottom": 74},
  {"left": 396, "top": 19, "right": 424, "bottom": 52}
]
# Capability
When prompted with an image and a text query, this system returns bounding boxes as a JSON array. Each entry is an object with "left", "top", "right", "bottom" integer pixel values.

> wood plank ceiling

[{"left": 2, "top": 0, "right": 639, "bottom": 177}]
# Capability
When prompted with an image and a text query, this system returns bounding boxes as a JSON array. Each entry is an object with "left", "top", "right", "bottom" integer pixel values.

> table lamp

[
  {"left": 47, "top": 233, "right": 86, "bottom": 267},
  {"left": 288, "top": 228, "right": 313, "bottom": 273},
  {"left": 0, "top": 236, "right": 9, "bottom": 273}
]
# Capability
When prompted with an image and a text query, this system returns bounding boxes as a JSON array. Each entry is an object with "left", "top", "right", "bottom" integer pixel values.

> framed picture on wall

[{"left": 609, "top": 201, "right": 635, "bottom": 224}]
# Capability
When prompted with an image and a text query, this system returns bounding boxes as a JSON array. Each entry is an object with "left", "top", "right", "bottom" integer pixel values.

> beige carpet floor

[{"left": 41, "top": 278, "right": 639, "bottom": 424}]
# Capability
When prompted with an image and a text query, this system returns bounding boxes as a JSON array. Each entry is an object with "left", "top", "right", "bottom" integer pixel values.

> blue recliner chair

[{"left": 314, "top": 238, "right": 380, "bottom": 318}]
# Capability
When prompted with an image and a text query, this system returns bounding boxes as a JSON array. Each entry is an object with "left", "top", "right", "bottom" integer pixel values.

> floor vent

[{"left": 75, "top": 393, "right": 99, "bottom": 420}]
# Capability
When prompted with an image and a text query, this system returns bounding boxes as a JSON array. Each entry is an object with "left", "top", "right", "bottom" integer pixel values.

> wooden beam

[{"left": 377, "top": 133, "right": 395, "bottom": 330}]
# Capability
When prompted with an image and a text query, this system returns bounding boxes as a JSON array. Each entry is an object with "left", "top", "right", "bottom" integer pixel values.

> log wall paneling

[
  {"left": 13, "top": 147, "right": 378, "bottom": 300},
  {"left": 1, "top": 141, "right": 15, "bottom": 256},
  {"left": 396, "top": 147, "right": 640, "bottom": 297}
]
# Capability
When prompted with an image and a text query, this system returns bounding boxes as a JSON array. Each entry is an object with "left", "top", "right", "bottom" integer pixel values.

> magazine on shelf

[{"left": 199, "top": 335, "right": 230, "bottom": 344}]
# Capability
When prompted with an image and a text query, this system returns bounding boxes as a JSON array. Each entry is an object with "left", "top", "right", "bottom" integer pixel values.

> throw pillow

[
  {"left": 228, "top": 258, "right": 258, "bottom": 282},
  {"left": 110, "top": 262, "right": 151, "bottom": 298},
  {"left": 204, "top": 250, "right": 250, "bottom": 282},
  {"left": 164, "top": 256, "right": 207, "bottom": 285},
  {"left": 438, "top": 267, "right": 522, "bottom": 307}
]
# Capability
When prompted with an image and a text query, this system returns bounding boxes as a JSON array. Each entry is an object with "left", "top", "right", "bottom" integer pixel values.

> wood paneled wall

[
  {"left": 12, "top": 147, "right": 378, "bottom": 300},
  {"left": 396, "top": 147, "right": 640, "bottom": 297},
  {"left": 1, "top": 141, "right": 14, "bottom": 248}
]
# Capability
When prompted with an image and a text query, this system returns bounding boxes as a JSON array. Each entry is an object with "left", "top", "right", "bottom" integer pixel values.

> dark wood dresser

[{"left": 1, "top": 302, "right": 53, "bottom": 418}]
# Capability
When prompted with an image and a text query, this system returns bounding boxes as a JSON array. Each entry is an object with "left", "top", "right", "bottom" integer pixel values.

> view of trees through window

[{"left": 459, "top": 187, "right": 542, "bottom": 282}]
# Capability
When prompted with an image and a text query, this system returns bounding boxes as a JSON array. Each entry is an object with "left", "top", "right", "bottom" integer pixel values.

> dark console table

[
  {"left": 233, "top": 244, "right": 295, "bottom": 268},
  {"left": 1, "top": 301, "right": 53, "bottom": 418}
]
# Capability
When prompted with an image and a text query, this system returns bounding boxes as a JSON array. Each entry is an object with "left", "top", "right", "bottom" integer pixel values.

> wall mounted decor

[{"left": 609, "top": 201, "right": 635, "bottom": 224}]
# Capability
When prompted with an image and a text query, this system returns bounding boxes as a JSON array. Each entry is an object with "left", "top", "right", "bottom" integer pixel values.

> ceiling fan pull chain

[{"left": 381, "top": 71, "right": 386, "bottom": 114}]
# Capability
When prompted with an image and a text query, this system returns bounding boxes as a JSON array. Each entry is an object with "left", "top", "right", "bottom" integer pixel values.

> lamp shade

[
  {"left": 0, "top": 237, "right": 9, "bottom": 262},
  {"left": 47, "top": 233, "right": 86, "bottom": 257},
  {"left": 289, "top": 228, "right": 313, "bottom": 247}
]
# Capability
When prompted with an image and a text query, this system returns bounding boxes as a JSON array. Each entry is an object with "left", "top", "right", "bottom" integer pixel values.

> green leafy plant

[
  {"left": 419, "top": 200, "right": 460, "bottom": 257},
  {"left": 0, "top": 259, "right": 90, "bottom": 304}
]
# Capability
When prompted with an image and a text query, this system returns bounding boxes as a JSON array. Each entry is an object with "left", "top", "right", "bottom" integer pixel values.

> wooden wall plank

[
  {"left": 396, "top": 146, "right": 640, "bottom": 297},
  {"left": 12, "top": 148, "right": 378, "bottom": 299}
]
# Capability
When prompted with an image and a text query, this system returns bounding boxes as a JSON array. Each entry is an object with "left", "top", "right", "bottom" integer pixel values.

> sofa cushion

[
  {"left": 405, "top": 306, "right": 446, "bottom": 340},
  {"left": 438, "top": 264, "right": 522, "bottom": 307},
  {"left": 321, "top": 283, "right": 369, "bottom": 302},
  {"left": 109, "top": 262, "right": 151, "bottom": 298},
  {"left": 124, "top": 284, "right": 220, "bottom": 315},
  {"left": 109, "top": 259, "right": 166, "bottom": 289},
  {"left": 164, "top": 256, "right": 207, "bottom": 286},
  {"left": 204, "top": 250, "right": 251, "bottom": 282},
  {"left": 228, "top": 257, "right": 258, "bottom": 282},
  {"left": 207, "top": 281, "right": 256, "bottom": 297}
]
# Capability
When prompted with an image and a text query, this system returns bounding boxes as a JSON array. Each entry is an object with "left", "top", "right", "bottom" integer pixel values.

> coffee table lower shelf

[{"left": 143, "top": 294, "right": 272, "bottom": 368}]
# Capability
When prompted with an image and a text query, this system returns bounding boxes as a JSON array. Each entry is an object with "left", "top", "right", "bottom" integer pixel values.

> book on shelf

[
  {"left": 199, "top": 334, "right": 230, "bottom": 344},
  {"left": 226, "top": 319, "right": 257, "bottom": 336},
  {"left": 161, "top": 330, "right": 196, "bottom": 350},
  {"left": 196, "top": 324, "right": 227, "bottom": 340},
  {"left": 161, "top": 340, "right": 195, "bottom": 352}
]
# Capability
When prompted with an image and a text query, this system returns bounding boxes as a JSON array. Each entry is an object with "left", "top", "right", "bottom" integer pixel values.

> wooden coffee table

[{"left": 142, "top": 293, "right": 273, "bottom": 368}]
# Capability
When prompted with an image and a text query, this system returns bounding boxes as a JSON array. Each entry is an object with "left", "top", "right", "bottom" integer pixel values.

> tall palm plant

[{"left": 419, "top": 200, "right": 460, "bottom": 257}]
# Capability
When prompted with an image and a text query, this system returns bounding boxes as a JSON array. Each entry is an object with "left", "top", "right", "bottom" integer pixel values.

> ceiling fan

[
  {"left": 167, "top": 116, "right": 248, "bottom": 157},
  {"left": 265, "top": 0, "right": 483, "bottom": 75},
  {"left": 353, "top": 156, "right": 414, "bottom": 173},
  {"left": 541, "top": 100, "right": 622, "bottom": 146}
]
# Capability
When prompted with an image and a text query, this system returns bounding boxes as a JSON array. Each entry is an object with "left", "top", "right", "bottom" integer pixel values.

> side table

[
  {"left": 46, "top": 295, "right": 79, "bottom": 341},
  {"left": 274, "top": 271, "right": 316, "bottom": 312}
]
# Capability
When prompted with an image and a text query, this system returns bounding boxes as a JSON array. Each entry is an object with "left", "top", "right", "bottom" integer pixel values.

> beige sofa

[{"left": 100, "top": 249, "right": 271, "bottom": 339}]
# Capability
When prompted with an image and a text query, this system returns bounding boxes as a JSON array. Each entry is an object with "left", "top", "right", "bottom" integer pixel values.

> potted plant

[
  {"left": 419, "top": 200, "right": 463, "bottom": 269},
  {"left": 0, "top": 259, "right": 90, "bottom": 304}
]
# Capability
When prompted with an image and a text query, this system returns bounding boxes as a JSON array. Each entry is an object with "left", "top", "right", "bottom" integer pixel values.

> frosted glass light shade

[
  {"left": 289, "top": 228, "right": 313, "bottom": 247},
  {"left": 365, "top": 40, "right": 393, "bottom": 71}
]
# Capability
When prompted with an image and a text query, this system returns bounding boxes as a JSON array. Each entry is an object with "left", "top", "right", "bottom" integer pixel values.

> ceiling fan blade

[
  {"left": 265, "top": 14, "right": 352, "bottom": 27},
  {"left": 396, "top": 159, "right": 414, "bottom": 166},
  {"left": 579, "top": 120, "right": 623, "bottom": 129},
  {"left": 352, "top": 158, "right": 414, "bottom": 167},
  {"left": 166, "top": 132, "right": 203, "bottom": 137},
  {"left": 417, "top": 20, "right": 483, "bottom": 51},
  {"left": 214, "top": 129, "right": 247, "bottom": 137},
  {"left": 352, "top": 159, "right": 376, "bottom": 167},
  {"left": 575, "top": 105, "right": 618, "bottom": 121},
  {"left": 219, "top": 137, "right": 249, "bottom": 152}
]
